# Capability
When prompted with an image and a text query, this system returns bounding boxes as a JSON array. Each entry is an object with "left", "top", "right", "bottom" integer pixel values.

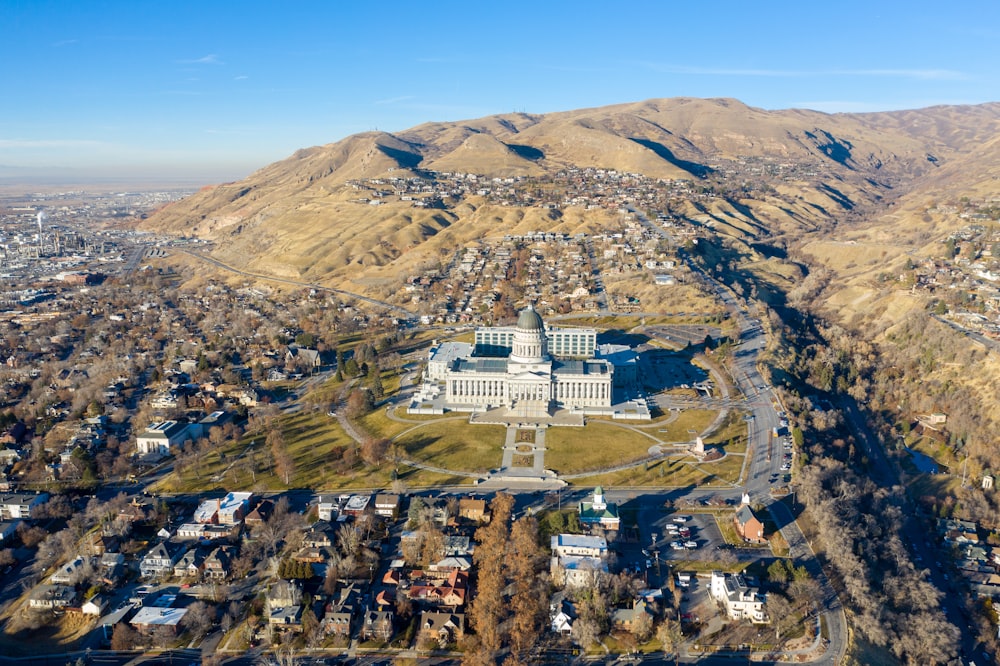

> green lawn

[
  {"left": 393, "top": 420, "right": 506, "bottom": 474},
  {"left": 544, "top": 423, "right": 659, "bottom": 474}
]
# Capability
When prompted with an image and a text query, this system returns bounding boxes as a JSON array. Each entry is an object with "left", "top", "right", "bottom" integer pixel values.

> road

[{"left": 632, "top": 207, "right": 849, "bottom": 665}]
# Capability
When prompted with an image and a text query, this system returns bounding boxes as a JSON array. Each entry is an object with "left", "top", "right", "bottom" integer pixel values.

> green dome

[{"left": 516, "top": 305, "right": 544, "bottom": 331}]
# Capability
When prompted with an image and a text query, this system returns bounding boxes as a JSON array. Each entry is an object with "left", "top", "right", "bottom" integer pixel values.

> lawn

[
  {"left": 393, "top": 420, "right": 506, "bottom": 474},
  {"left": 157, "top": 410, "right": 473, "bottom": 492},
  {"left": 647, "top": 409, "right": 718, "bottom": 442},
  {"left": 545, "top": 423, "right": 659, "bottom": 474},
  {"left": 691, "top": 453, "right": 746, "bottom": 485},
  {"left": 568, "top": 457, "right": 714, "bottom": 487},
  {"left": 705, "top": 410, "right": 749, "bottom": 452}
]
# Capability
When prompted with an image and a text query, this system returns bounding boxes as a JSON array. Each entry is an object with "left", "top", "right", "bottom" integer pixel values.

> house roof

[
  {"left": 735, "top": 505, "right": 760, "bottom": 527},
  {"left": 131, "top": 606, "right": 188, "bottom": 627}
]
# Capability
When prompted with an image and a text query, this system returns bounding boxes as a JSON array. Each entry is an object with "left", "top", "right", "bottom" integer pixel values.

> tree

[
  {"left": 371, "top": 365, "right": 384, "bottom": 400},
  {"left": 182, "top": 600, "right": 215, "bottom": 638},
  {"left": 345, "top": 388, "right": 374, "bottom": 417},
  {"left": 656, "top": 619, "right": 682, "bottom": 664},
  {"left": 630, "top": 608, "right": 653, "bottom": 643},
  {"left": 767, "top": 559, "right": 791, "bottom": 584},
  {"left": 766, "top": 593, "right": 794, "bottom": 641},
  {"left": 110, "top": 622, "right": 140, "bottom": 650},
  {"left": 469, "top": 493, "right": 515, "bottom": 657},
  {"left": 361, "top": 437, "right": 390, "bottom": 467}
]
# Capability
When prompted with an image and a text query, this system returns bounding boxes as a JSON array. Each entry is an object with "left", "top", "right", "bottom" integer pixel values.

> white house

[
  {"left": 709, "top": 571, "right": 767, "bottom": 623},
  {"left": 0, "top": 492, "right": 48, "bottom": 520}
]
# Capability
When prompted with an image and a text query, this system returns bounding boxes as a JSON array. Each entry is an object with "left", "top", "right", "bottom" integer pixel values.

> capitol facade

[{"left": 410, "top": 305, "right": 644, "bottom": 419}]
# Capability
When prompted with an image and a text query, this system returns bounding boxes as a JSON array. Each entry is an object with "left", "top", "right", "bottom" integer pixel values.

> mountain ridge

[{"left": 141, "top": 97, "right": 1000, "bottom": 304}]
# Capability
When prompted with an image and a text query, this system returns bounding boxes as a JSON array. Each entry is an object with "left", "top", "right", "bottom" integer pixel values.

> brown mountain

[{"left": 141, "top": 97, "right": 1000, "bottom": 303}]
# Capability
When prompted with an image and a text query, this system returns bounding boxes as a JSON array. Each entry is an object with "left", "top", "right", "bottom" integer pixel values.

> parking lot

[{"left": 650, "top": 512, "right": 726, "bottom": 560}]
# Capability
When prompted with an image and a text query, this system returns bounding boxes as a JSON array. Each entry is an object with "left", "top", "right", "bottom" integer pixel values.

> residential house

[
  {"left": 443, "top": 535, "right": 473, "bottom": 557},
  {"left": 407, "top": 569, "right": 469, "bottom": 607},
  {"left": 81, "top": 595, "right": 108, "bottom": 616},
  {"left": 709, "top": 571, "right": 767, "bottom": 623},
  {"left": 458, "top": 498, "right": 489, "bottom": 524},
  {"left": 420, "top": 611, "right": 465, "bottom": 646},
  {"left": 28, "top": 584, "right": 77, "bottom": 609},
  {"left": 322, "top": 583, "right": 361, "bottom": 637},
  {"left": 374, "top": 494, "right": 401, "bottom": 520},
  {"left": 303, "top": 521, "right": 336, "bottom": 548},
  {"left": 734, "top": 504, "right": 766, "bottom": 544},
  {"left": 550, "top": 593, "right": 576, "bottom": 636},
  {"left": 140, "top": 542, "right": 182, "bottom": 579},
  {"left": 0, "top": 492, "right": 48, "bottom": 520},
  {"left": 203, "top": 546, "right": 235, "bottom": 581},
  {"left": 611, "top": 599, "right": 653, "bottom": 633},
  {"left": 0, "top": 520, "right": 21, "bottom": 543},
  {"left": 938, "top": 518, "right": 980, "bottom": 544},
  {"left": 244, "top": 499, "right": 273, "bottom": 528},
  {"left": 429, "top": 556, "right": 472, "bottom": 573},
  {"left": 99, "top": 552, "right": 125, "bottom": 584},
  {"left": 173, "top": 549, "right": 204, "bottom": 578},
  {"left": 50, "top": 557, "right": 88, "bottom": 585},
  {"left": 360, "top": 607, "right": 394, "bottom": 641},
  {"left": 267, "top": 580, "right": 303, "bottom": 630}
]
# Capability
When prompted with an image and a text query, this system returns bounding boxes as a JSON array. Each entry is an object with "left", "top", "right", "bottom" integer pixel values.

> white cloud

[{"left": 177, "top": 54, "right": 223, "bottom": 65}]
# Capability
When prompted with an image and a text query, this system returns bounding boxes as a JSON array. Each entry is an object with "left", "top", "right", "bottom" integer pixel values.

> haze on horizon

[{"left": 3, "top": 0, "right": 999, "bottom": 184}]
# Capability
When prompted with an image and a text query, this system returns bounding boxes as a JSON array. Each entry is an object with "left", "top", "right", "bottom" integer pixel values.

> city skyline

[{"left": 3, "top": 0, "right": 999, "bottom": 182}]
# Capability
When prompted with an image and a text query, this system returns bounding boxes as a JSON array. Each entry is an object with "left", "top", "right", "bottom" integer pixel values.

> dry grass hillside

[{"left": 140, "top": 97, "right": 1000, "bottom": 313}]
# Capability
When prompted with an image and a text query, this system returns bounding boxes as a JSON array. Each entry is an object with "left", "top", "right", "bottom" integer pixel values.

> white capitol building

[{"left": 410, "top": 305, "right": 646, "bottom": 420}]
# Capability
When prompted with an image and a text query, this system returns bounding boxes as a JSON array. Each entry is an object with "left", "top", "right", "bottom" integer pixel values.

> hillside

[{"left": 141, "top": 97, "right": 1000, "bottom": 308}]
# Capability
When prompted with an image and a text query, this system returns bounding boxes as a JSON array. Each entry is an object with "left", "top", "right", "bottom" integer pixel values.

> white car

[
  {"left": 684, "top": 541, "right": 697, "bottom": 549},
  {"left": 672, "top": 516, "right": 690, "bottom": 523},
  {"left": 671, "top": 541, "right": 685, "bottom": 550}
]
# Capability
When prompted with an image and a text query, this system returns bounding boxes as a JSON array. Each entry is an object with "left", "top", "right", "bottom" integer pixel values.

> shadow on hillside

[
  {"left": 377, "top": 144, "right": 423, "bottom": 169},
  {"left": 629, "top": 138, "right": 714, "bottom": 178},
  {"left": 507, "top": 144, "right": 544, "bottom": 161}
]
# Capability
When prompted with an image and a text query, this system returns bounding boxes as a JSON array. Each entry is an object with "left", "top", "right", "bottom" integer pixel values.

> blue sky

[{"left": 3, "top": 0, "right": 999, "bottom": 181}]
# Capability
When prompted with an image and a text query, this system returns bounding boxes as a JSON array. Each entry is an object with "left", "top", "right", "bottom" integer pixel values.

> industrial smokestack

[{"left": 36, "top": 210, "right": 47, "bottom": 246}]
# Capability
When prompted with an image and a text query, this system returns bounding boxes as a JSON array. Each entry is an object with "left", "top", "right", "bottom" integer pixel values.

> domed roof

[{"left": 516, "top": 305, "right": 544, "bottom": 331}]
